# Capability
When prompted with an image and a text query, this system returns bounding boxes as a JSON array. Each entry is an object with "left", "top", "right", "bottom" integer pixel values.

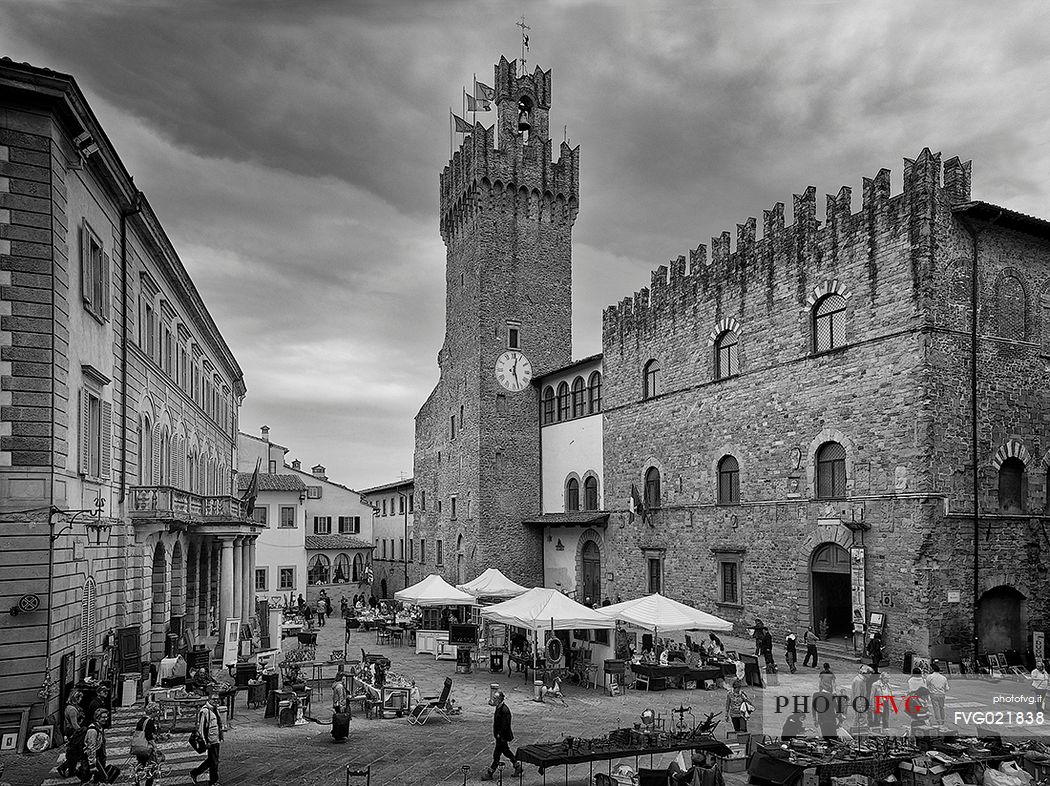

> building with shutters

[
  {"left": 0, "top": 58, "right": 257, "bottom": 737},
  {"left": 360, "top": 478, "right": 414, "bottom": 598}
]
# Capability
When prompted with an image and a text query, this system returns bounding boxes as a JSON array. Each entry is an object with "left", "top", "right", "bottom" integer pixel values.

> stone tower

[{"left": 412, "top": 56, "right": 579, "bottom": 587}]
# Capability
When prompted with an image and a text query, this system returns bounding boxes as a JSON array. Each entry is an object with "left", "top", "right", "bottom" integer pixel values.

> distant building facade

[
  {"left": 360, "top": 478, "right": 414, "bottom": 597},
  {"left": 0, "top": 59, "right": 255, "bottom": 734}
]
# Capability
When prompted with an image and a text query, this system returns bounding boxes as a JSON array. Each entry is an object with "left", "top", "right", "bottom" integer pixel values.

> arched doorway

[
  {"left": 810, "top": 542, "right": 851, "bottom": 637},
  {"left": 978, "top": 586, "right": 1026, "bottom": 654},
  {"left": 151, "top": 544, "right": 168, "bottom": 661},
  {"left": 580, "top": 540, "right": 601, "bottom": 605},
  {"left": 171, "top": 541, "right": 185, "bottom": 618}
]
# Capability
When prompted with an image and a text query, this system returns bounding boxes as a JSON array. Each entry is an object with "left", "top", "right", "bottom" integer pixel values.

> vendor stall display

[
  {"left": 597, "top": 593, "right": 733, "bottom": 634},
  {"left": 457, "top": 568, "right": 530, "bottom": 600},
  {"left": 394, "top": 574, "right": 476, "bottom": 656}
]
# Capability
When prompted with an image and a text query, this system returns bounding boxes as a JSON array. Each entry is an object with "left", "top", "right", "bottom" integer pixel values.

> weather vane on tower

[{"left": 517, "top": 15, "right": 530, "bottom": 75}]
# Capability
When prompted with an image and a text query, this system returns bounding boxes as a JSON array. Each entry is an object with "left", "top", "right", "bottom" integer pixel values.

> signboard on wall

[
  {"left": 850, "top": 546, "right": 866, "bottom": 633},
  {"left": 1034, "top": 631, "right": 1045, "bottom": 661},
  {"left": 222, "top": 618, "right": 241, "bottom": 667}
]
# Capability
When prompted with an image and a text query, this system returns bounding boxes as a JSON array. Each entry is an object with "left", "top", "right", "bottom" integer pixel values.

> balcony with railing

[{"left": 129, "top": 486, "right": 250, "bottom": 525}]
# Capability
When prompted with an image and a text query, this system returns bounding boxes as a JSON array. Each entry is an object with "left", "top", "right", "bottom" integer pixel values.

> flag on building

[
  {"left": 465, "top": 92, "right": 491, "bottom": 112},
  {"left": 452, "top": 112, "right": 473, "bottom": 134},
  {"left": 365, "top": 563, "right": 374, "bottom": 585},
  {"left": 475, "top": 81, "right": 495, "bottom": 102},
  {"left": 241, "top": 457, "right": 261, "bottom": 517},
  {"left": 628, "top": 483, "right": 645, "bottom": 524}
]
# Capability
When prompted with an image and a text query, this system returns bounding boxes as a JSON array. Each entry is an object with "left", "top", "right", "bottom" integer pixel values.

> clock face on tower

[{"left": 495, "top": 350, "right": 533, "bottom": 392}]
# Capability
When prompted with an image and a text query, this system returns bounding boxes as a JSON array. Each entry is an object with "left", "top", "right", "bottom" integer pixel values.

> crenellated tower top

[{"left": 439, "top": 56, "right": 579, "bottom": 246}]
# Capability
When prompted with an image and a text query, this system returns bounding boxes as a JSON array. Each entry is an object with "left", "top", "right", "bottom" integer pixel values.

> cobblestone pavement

[{"left": 16, "top": 624, "right": 862, "bottom": 786}]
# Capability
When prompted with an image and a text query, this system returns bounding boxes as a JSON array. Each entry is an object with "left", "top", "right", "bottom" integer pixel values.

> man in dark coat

[{"left": 484, "top": 692, "right": 523, "bottom": 779}]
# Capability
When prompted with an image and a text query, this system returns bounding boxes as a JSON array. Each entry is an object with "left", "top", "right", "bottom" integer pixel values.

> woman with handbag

[
  {"left": 131, "top": 703, "right": 164, "bottom": 786},
  {"left": 83, "top": 708, "right": 119, "bottom": 783},
  {"left": 725, "top": 679, "right": 753, "bottom": 733},
  {"left": 190, "top": 697, "right": 223, "bottom": 786}
]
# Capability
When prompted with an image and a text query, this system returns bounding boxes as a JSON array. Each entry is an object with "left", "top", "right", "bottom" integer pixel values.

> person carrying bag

[
  {"left": 131, "top": 703, "right": 164, "bottom": 786},
  {"left": 189, "top": 697, "right": 223, "bottom": 785}
]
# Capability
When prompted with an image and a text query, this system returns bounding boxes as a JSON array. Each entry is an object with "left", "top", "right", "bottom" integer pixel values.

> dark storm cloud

[{"left": 3, "top": 0, "right": 1048, "bottom": 487}]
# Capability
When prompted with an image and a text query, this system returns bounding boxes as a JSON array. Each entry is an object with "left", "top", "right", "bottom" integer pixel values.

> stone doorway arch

[
  {"left": 810, "top": 542, "right": 851, "bottom": 638},
  {"left": 150, "top": 543, "right": 169, "bottom": 661}
]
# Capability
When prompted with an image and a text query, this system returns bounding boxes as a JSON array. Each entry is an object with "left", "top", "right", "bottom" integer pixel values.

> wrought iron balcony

[{"left": 129, "top": 485, "right": 249, "bottom": 524}]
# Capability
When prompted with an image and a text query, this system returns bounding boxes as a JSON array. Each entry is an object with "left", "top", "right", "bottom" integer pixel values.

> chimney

[
  {"left": 312, "top": 464, "right": 327, "bottom": 481},
  {"left": 260, "top": 425, "right": 270, "bottom": 442},
  {"left": 291, "top": 459, "right": 301, "bottom": 471}
]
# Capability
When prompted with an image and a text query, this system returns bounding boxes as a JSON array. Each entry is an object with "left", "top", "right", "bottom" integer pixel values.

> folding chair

[{"left": 407, "top": 677, "right": 454, "bottom": 725}]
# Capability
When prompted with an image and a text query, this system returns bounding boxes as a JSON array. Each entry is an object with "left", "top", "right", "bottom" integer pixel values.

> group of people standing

[
  {"left": 296, "top": 591, "right": 334, "bottom": 627},
  {"left": 751, "top": 618, "right": 885, "bottom": 675}
]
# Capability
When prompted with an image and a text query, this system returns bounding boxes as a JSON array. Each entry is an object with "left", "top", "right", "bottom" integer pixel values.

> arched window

[
  {"left": 644, "top": 466, "right": 661, "bottom": 509},
  {"left": 557, "top": 381, "right": 570, "bottom": 421},
  {"left": 997, "top": 276, "right": 1027, "bottom": 339},
  {"left": 137, "top": 417, "right": 151, "bottom": 485},
  {"left": 81, "top": 576, "right": 97, "bottom": 658},
  {"left": 571, "top": 376, "right": 586, "bottom": 418},
  {"left": 816, "top": 442, "right": 847, "bottom": 499},
  {"left": 352, "top": 553, "right": 363, "bottom": 582},
  {"left": 584, "top": 476, "right": 599, "bottom": 511},
  {"left": 998, "top": 457, "right": 1025, "bottom": 513},
  {"left": 715, "top": 330, "right": 740, "bottom": 379},
  {"left": 333, "top": 553, "right": 351, "bottom": 583},
  {"left": 565, "top": 477, "right": 580, "bottom": 512},
  {"left": 542, "top": 386, "right": 555, "bottom": 424},
  {"left": 186, "top": 449, "right": 196, "bottom": 493},
  {"left": 643, "top": 359, "right": 660, "bottom": 399},
  {"left": 717, "top": 455, "right": 740, "bottom": 504},
  {"left": 588, "top": 371, "right": 602, "bottom": 413},
  {"left": 308, "top": 554, "right": 331, "bottom": 585},
  {"left": 813, "top": 294, "right": 847, "bottom": 352},
  {"left": 160, "top": 427, "right": 170, "bottom": 485}
]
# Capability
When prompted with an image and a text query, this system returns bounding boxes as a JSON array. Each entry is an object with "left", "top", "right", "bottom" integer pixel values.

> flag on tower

[
  {"left": 475, "top": 81, "right": 495, "bottom": 102},
  {"left": 628, "top": 483, "right": 645, "bottom": 524},
  {"left": 465, "top": 92, "right": 490, "bottom": 112},
  {"left": 452, "top": 112, "right": 473, "bottom": 134}
]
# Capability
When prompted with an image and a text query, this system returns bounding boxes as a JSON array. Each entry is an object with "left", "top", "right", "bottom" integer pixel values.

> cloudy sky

[{"left": 4, "top": 1, "right": 1048, "bottom": 488}]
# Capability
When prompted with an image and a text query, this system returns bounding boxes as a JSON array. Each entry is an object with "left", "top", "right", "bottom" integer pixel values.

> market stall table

[
  {"left": 516, "top": 733, "right": 732, "bottom": 786},
  {"left": 631, "top": 663, "right": 688, "bottom": 690}
]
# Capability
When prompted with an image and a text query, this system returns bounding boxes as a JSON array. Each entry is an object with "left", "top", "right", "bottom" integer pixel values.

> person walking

[
  {"left": 725, "top": 680, "right": 752, "bottom": 733},
  {"left": 1031, "top": 660, "right": 1049, "bottom": 712},
  {"left": 760, "top": 628, "right": 775, "bottom": 672},
  {"left": 926, "top": 663, "right": 950, "bottom": 724},
  {"left": 784, "top": 633, "right": 798, "bottom": 673},
  {"left": 190, "top": 696, "right": 223, "bottom": 786},
  {"left": 83, "top": 708, "right": 115, "bottom": 783},
  {"left": 483, "top": 691, "right": 522, "bottom": 780},
  {"left": 57, "top": 690, "right": 85, "bottom": 778},
  {"left": 315, "top": 596, "right": 327, "bottom": 627},
  {"left": 752, "top": 619, "right": 766, "bottom": 656},
  {"left": 818, "top": 663, "right": 836, "bottom": 693},
  {"left": 866, "top": 632, "right": 883, "bottom": 672},
  {"left": 849, "top": 665, "right": 873, "bottom": 731},
  {"left": 130, "top": 703, "right": 162, "bottom": 786},
  {"left": 803, "top": 627, "right": 819, "bottom": 668}
]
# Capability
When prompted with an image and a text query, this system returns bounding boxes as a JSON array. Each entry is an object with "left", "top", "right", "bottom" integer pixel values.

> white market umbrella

[
  {"left": 597, "top": 592, "right": 733, "bottom": 633},
  {"left": 457, "top": 568, "right": 530, "bottom": 599},
  {"left": 480, "top": 587, "right": 615, "bottom": 633},
  {"left": 394, "top": 573, "right": 476, "bottom": 607}
]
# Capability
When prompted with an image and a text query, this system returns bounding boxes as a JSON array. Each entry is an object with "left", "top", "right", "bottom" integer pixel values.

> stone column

[
  {"left": 233, "top": 536, "right": 243, "bottom": 622},
  {"left": 245, "top": 536, "right": 257, "bottom": 622},
  {"left": 240, "top": 539, "right": 252, "bottom": 622},
  {"left": 198, "top": 540, "right": 210, "bottom": 634},
  {"left": 220, "top": 538, "right": 235, "bottom": 626}
]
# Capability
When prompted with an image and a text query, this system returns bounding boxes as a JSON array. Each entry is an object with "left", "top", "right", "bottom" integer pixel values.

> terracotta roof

[
  {"left": 236, "top": 473, "right": 306, "bottom": 492},
  {"left": 521, "top": 512, "right": 609, "bottom": 526},
  {"left": 305, "top": 535, "right": 374, "bottom": 550},
  {"left": 533, "top": 353, "right": 604, "bottom": 383},
  {"left": 952, "top": 201, "right": 1050, "bottom": 241}
]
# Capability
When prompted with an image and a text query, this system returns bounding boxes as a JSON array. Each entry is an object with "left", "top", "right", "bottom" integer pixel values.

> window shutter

[
  {"left": 152, "top": 426, "right": 161, "bottom": 485},
  {"left": 102, "top": 251, "right": 111, "bottom": 321},
  {"left": 176, "top": 438, "right": 184, "bottom": 488},
  {"left": 80, "top": 222, "right": 90, "bottom": 305},
  {"left": 78, "top": 389, "right": 90, "bottom": 475},
  {"left": 100, "top": 400, "right": 112, "bottom": 480}
]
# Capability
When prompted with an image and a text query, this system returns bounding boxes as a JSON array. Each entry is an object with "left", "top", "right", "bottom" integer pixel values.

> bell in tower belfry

[{"left": 517, "top": 95, "right": 533, "bottom": 140}]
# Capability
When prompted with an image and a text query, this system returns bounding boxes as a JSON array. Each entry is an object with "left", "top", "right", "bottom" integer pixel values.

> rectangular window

[
  {"left": 647, "top": 558, "right": 662, "bottom": 594},
  {"left": 146, "top": 305, "right": 156, "bottom": 359},
  {"left": 420, "top": 539, "right": 426, "bottom": 564},
  {"left": 399, "top": 496, "right": 405, "bottom": 515},
  {"left": 450, "top": 414, "right": 456, "bottom": 440},
  {"left": 382, "top": 540, "right": 387, "bottom": 560},
  {"left": 408, "top": 494, "right": 414, "bottom": 513},
  {"left": 382, "top": 499, "right": 387, "bottom": 516},
  {"left": 720, "top": 561, "right": 739, "bottom": 605},
  {"left": 268, "top": 459, "right": 277, "bottom": 474},
  {"left": 338, "top": 516, "right": 360, "bottom": 534},
  {"left": 163, "top": 328, "right": 172, "bottom": 375},
  {"left": 436, "top": 539, "right": 444, "bottom": 565},
  {"left": 420, "top": 490, "right": 426, "bottom": 510},
  {"left": 255, "top": 568, "right": 268, "bottom": 592},
  {"left": 80, "top": 220, "right": 108, "bottom": 320},
  {"left": 450, "top": 496, "right": 457, "bottom": 519},
  {"left": 253, "top": 506, "right": 269, "bottom": 525},
  {"left": 508, "top": 322, "right": 521, "bottom": 349},
  {"left": 409, "top": 539, "right": 414, "bottom": 562},
  {"left": 399, "top": 539, "right": 404, "bottom": 560},
  {"left": 307, "top": 486, "right": 322, "bottom": 499},
  {"left": 78, "top": 386, "right": 111, "bottom": 480},
  {"left": 279, "top": 567, "right": 295, "bottom": 591},
  {"left": 279, "top": 506, "right": 296, "bottom": 528},
  {"left": 313, "top": 516, "right": 332, "bottom": 534},
  {"left": 437, "top": 500, "right": 442, "bottom": 514}
]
